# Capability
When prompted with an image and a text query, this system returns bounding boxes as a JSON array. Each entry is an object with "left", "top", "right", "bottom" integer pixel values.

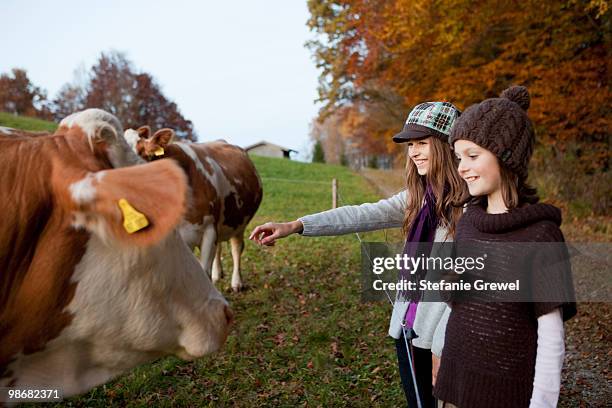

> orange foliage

[{"left": 307, "top": 0, "right": 610, "bottom": 171}]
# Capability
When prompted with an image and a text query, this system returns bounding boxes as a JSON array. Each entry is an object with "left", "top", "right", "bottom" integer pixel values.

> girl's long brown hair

[{"left": 402, "top": 137, "right": 467, "bottom": 238}]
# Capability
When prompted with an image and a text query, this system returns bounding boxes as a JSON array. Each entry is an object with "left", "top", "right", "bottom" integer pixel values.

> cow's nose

[{"left": 224, "top": 305, "right": 234, "bottom": 326}]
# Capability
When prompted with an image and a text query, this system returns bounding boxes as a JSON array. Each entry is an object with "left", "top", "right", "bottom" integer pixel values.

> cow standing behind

[
  {"left": 124, "top": 127, "right": 263, "bottom": 292},
  {"left": 0, "top": 110, "right": 232, "bottom": 397}
]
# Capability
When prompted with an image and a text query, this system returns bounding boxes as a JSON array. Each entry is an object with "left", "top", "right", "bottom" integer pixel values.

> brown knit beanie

[{"left": 449, "top": 85, "right": 535, "bottom": 180}]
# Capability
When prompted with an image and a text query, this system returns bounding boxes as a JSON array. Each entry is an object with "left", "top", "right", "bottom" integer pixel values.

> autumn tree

[
  {"left": 0, "top": 68, "right": 51, "bottom": 118},
  {"left": 128, "top": 72, "right": 195, "bottom": 140},
  {"left": 310, "top": 110, "right": 346, "bottom": 164},
  {"left": 53, "top": 84, "right": 86, "bottom": 121},
  {"left": 83, "top": 52, "right": 135, "bottom": 121},
  {"left": 306, "top": 0, "right": 611, "bottom": 172},
  {"left": 53, "top": 51, "right": 196, "bottom": 141}
]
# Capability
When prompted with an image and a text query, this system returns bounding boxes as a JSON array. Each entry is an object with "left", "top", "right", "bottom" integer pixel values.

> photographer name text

[{"left": 372, "top": 279, "right": 520, "bottom": 292}]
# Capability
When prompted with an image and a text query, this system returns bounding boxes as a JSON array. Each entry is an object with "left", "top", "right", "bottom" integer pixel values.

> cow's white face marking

[
  {"left": 69, "top": 172, "right": 105, "bottom": 204},
  {"left": 69, "top": 172, "right": 111, "bottom": 241},
  {"left": 123, "top": 129, "right": 140, "bottom": 152}
]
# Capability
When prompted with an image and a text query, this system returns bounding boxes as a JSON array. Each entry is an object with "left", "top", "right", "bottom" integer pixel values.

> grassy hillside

[
  {"left": 0, "top": 112, "right": 57, "bottom": 132},
  {"left": 40, "top": 156, "right": 406, "bottom": 407}
]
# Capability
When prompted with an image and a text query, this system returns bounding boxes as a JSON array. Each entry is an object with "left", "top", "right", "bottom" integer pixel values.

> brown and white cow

[
  {"left": 124, "top": 127, "right": 262, "bottom": 291},
  {"left": 0, "top": 109, "right": 232, "bottom": 397}
]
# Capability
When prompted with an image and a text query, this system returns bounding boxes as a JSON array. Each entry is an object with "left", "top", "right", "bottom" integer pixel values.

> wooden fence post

[{"left": 332, "top": 178, "right": 338, "bottom": 209}]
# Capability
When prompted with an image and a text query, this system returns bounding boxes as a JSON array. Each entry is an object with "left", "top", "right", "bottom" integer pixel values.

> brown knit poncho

[{"left": 433, "top": 202, "right": 576, "bottom": 408}]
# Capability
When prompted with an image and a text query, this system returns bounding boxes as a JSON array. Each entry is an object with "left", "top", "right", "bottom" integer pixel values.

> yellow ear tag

[
  {"left": 118, "top": 198, "right": 149, "bottom": 234},
  {"left": 193, "top": 246, "right": 201, "bottom": 259},
  {"left": 153, "top": 147, "right": 165, "bottom": 156}
]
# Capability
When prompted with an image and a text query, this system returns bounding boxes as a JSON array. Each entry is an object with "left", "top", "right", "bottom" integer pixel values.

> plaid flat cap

[{"left": 393, "top": 102, "right": 461, "bottom": 143}]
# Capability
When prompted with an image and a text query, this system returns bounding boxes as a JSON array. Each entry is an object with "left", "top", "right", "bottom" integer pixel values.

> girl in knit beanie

[
  {"left": 433, "top": 86, "right": 577, "bottom": 408},
  {"left": 250, "top": 101, "right": 466, "bottom": 407}
]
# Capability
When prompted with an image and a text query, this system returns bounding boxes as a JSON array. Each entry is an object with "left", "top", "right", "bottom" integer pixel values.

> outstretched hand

[{"left": 249, "top": 221, "right": 303, "bottom": 246}]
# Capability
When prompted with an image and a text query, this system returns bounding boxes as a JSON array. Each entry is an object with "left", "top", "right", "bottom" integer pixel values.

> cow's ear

[
  {"left": 137, "top": 126, "right": 151, "bottom": 139},
  {"left": 64, "top": 160, "right": 187, "bottom": 247},
  {"left": 152, "top": 128, "right": 175, "bottom": 148},
  {"left": 90, "top": 123, "right": 119, "bottom": 146}
]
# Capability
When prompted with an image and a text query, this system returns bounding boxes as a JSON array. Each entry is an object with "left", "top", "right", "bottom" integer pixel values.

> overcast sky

[{"left": 0, "top": 0, "right": 321, "bottom": 160}]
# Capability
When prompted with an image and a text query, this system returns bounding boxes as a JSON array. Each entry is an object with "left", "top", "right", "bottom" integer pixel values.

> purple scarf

[{"left": 400, "top": 183, "right": 439, "bottom": 328}]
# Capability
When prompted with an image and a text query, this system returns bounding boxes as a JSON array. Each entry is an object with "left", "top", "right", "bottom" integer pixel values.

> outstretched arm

[
  {"left": 299, "top": 190, "right": 407, "bottom": 236},
  {"left": 249, "top": 190, "right": 408, "bottom": 246}
]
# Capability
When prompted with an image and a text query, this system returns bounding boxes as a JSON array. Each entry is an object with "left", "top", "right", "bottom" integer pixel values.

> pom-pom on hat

[{"left": 449, "top": 85, "right": 535, "bottom": 180}]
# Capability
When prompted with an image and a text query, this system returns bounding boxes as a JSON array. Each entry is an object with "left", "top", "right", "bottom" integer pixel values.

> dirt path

[{"left": 359, "top": 168, "right": 405, "bottom": 197}]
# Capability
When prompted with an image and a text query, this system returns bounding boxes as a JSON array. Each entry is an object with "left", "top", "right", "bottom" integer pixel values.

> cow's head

[
  {"left": 124, "top": 125, "right": 175, "bottom": 160},
  {"left": 1, "top": 109, "right": 232, "bottom": 397}
]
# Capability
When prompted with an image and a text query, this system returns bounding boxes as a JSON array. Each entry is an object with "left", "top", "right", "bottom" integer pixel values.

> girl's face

[
  {"left": 454, "top": 139, "right": 502, "bottom": 197},
  {"left": 407, "top": 137, "right": 431, "bottom": 175}
]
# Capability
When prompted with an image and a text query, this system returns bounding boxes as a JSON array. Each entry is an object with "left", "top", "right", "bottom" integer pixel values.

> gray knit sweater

[{"left": 298, "top": 190, "right": 451, "bottom": 355}]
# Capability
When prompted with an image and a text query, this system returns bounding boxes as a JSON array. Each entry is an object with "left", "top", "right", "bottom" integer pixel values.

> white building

[{"left": 245, "top": 140, "right": 297, "bottom": 159}]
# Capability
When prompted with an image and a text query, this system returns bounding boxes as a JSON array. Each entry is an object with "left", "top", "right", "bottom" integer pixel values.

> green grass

[
  {"left": 0, "top": 111, "right": 57, "bottom": 132},
  {"left": 35, "top": 156, "right": 406, "bottom": 407}
]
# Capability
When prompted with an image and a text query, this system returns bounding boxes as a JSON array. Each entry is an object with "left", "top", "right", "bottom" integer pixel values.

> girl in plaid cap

[{"left": 250, "top": 101, "right": 464, "bottom": 408}]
